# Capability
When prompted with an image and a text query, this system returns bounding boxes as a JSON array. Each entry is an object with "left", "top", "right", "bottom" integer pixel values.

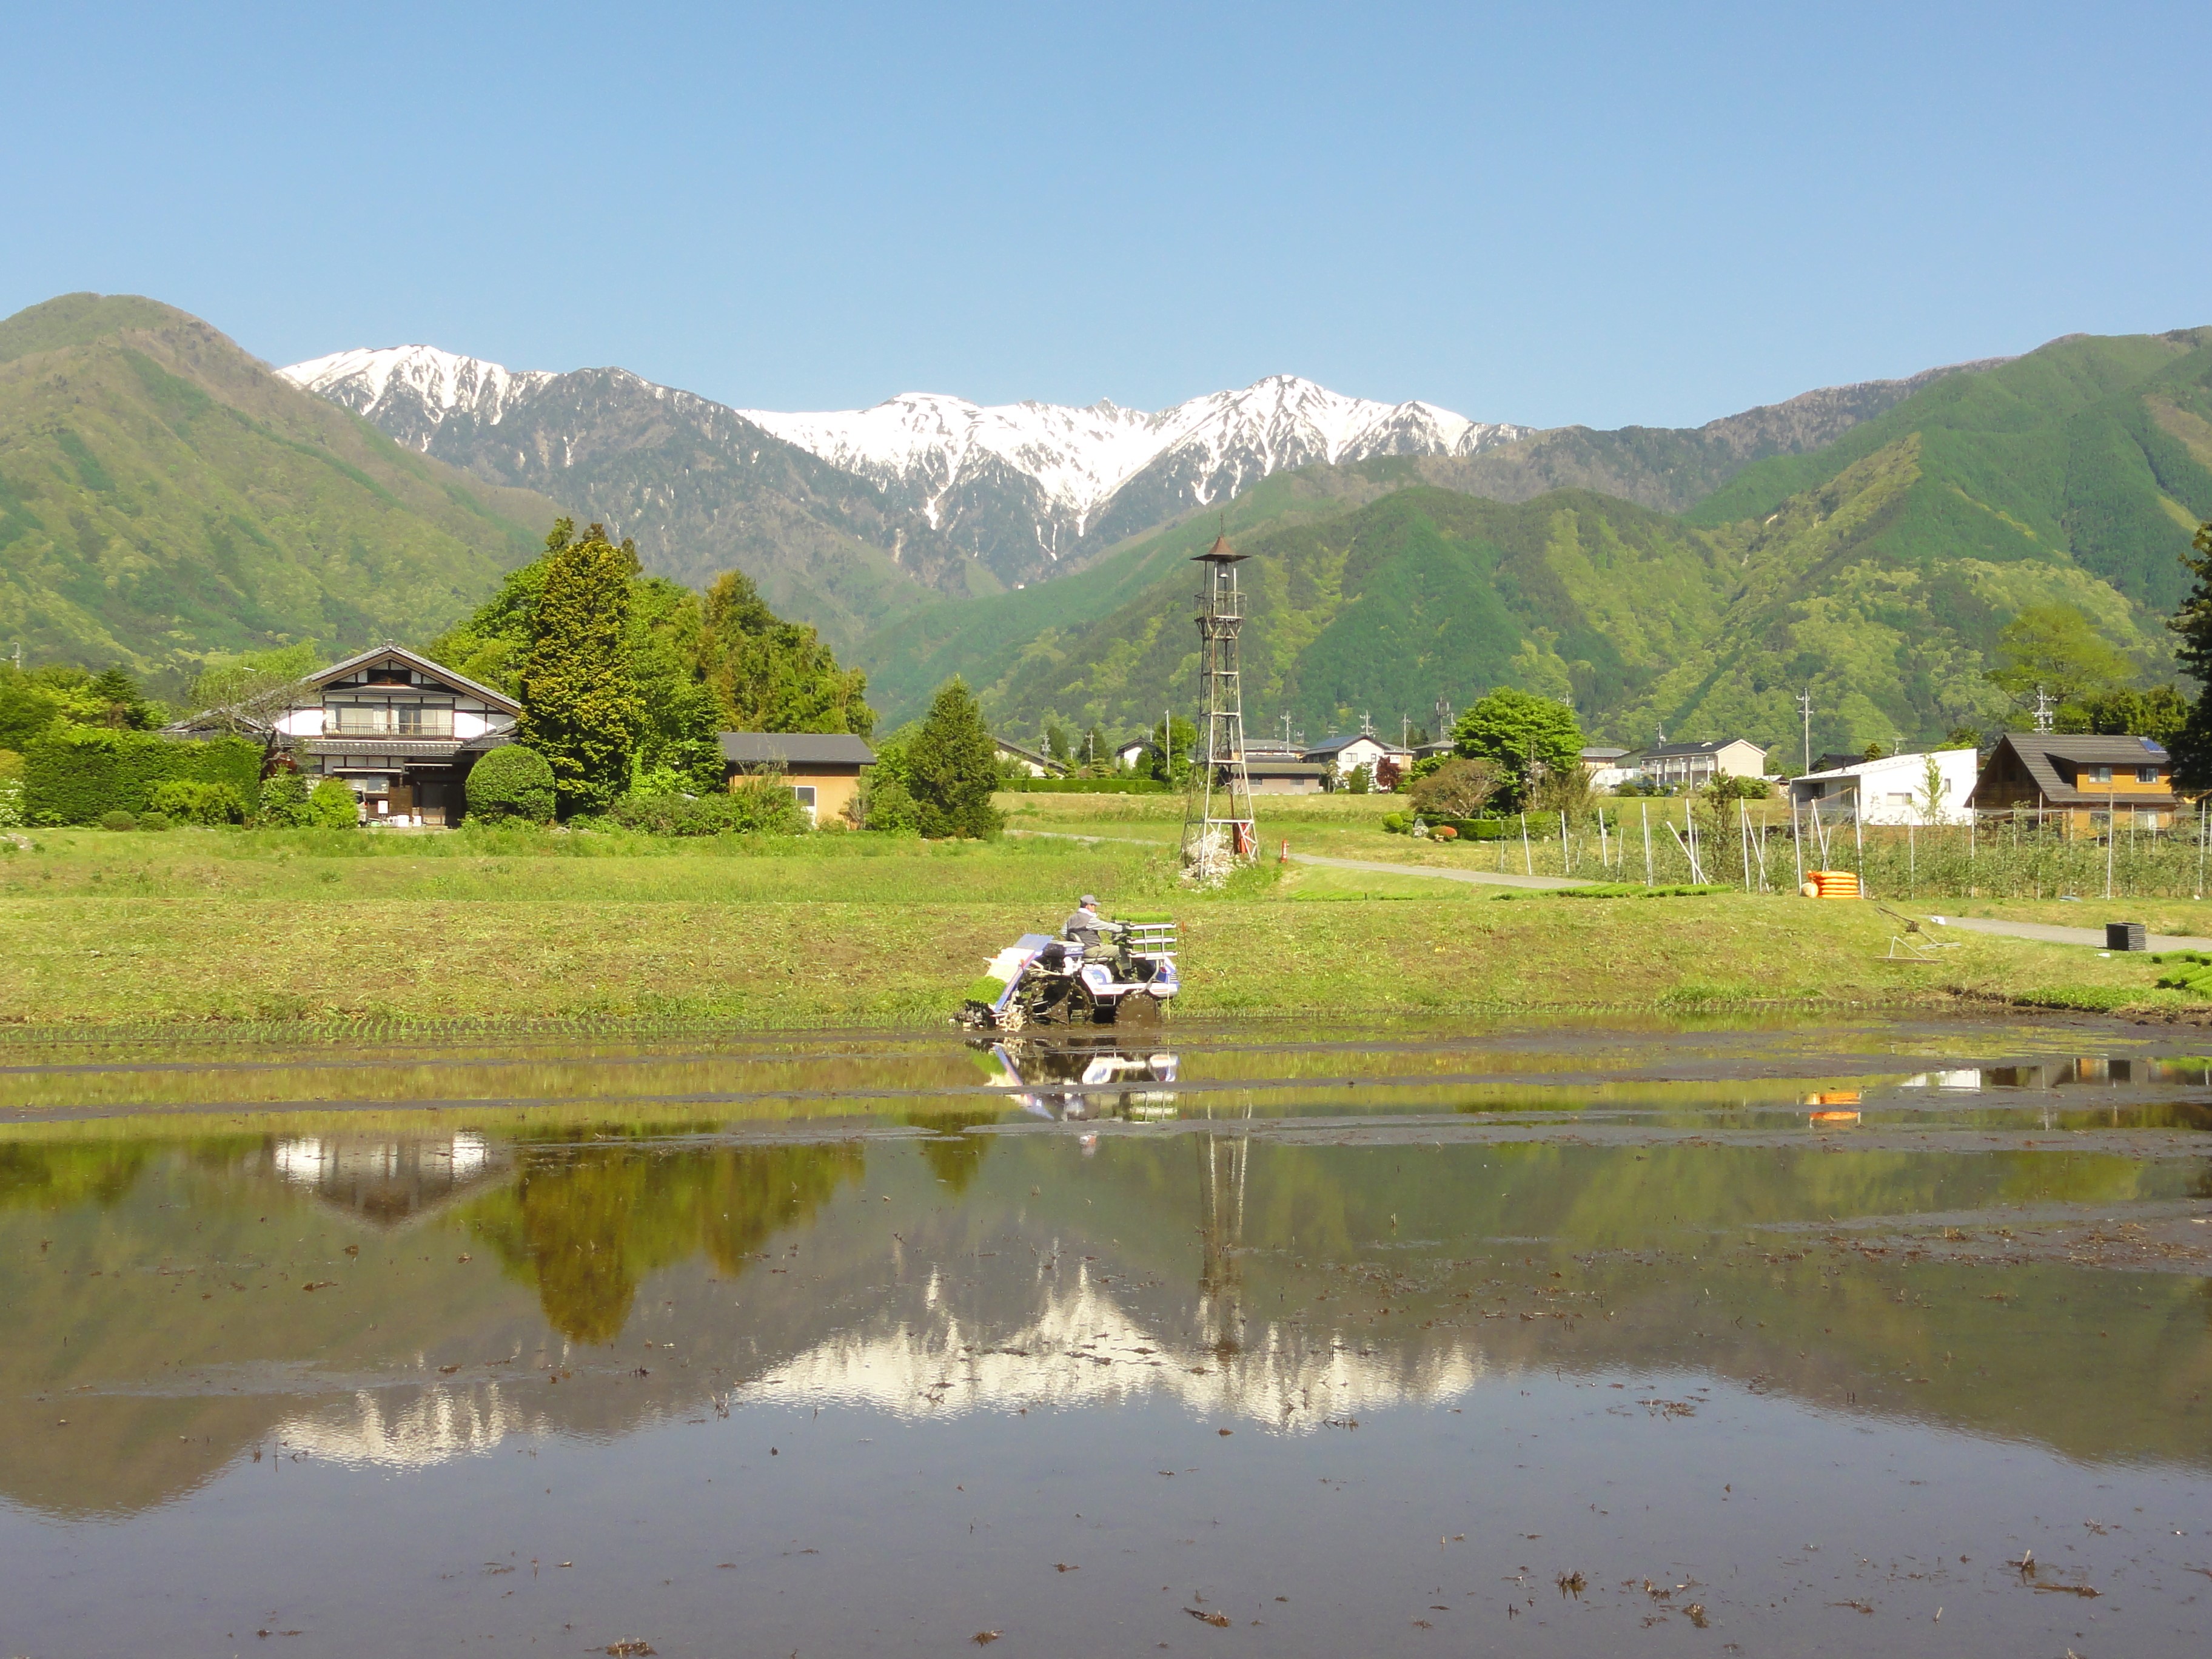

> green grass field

[{"left": 0, "top": 804, "right": 2199, "bottom": 1031}]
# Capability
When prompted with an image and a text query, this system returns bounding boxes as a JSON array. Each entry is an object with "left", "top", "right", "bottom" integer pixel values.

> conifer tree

[
  {"left": 2168, "top": 521, "right": 2212, "bottom": 791},
  {"left": 515, "top": 520, "right": 643, "bottom": 816},
  {"left": 905, "top": 678, "right": 1002, "bottom": 839}
]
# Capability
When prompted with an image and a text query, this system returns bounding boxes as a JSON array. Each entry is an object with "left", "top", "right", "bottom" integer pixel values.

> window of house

[
  {"left": 790, "top": 785, "right": 817, "bottom": 824},
  {"left": 2138, "top": 766, "right": 2159, "bottom": 783},
  {"left": 2087, "top": 764, "right": 2113, "bottom": 783}
]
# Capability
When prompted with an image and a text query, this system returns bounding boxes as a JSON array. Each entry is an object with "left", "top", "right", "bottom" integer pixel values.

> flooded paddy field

[{"left": 3, "top": 1014, "right": 2209, "bottom": 1656}]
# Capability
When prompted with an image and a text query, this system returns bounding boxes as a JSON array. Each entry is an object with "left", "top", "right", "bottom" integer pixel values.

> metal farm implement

[{"left": 960, "top": 918, "right": 1180, "bottom": 1030}]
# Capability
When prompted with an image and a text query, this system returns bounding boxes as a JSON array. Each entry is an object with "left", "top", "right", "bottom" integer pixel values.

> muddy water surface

[{"left": 3, "top": 1014, "right": 2210, "bottom": 1656}]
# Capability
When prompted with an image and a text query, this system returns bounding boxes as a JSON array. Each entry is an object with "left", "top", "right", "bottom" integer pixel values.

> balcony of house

[{"left": 324, "top": 705, "right": 458, "bottom": 739}]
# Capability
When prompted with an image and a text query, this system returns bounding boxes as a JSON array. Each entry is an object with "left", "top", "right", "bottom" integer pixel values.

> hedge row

[
  {"left": 999, "top": 777, "right": 1172, "bottom": 794},
  {"left": 24, "top": 728, "right": 264, "bottom": 826}
]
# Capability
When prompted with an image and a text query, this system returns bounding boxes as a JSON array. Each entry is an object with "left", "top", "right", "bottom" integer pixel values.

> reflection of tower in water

[{"left": 1194, "top": 1116, "right": 1252, "bottom": 1356}]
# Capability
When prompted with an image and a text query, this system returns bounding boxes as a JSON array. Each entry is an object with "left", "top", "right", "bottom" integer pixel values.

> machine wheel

[
  {"left": 1114, "top": 990, "right": 1162, "bottom": 1027},
  {"left": 997, "top": 999, "right": 1027, "bottom": 1033}
]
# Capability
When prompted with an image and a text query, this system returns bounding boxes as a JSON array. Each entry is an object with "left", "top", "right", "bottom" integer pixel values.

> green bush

[
  {"left": 22, "top": 728, "right": 263, "bottom": 825},
  {"left": 259, "top": 771, "right": 313, "bottom": 826},
  {"left": 100, "top": 811, "right": 136, "bottom": 831},
  {"left": 609, "top": 785, "right": 804, "bottom": 836},
  {"left": 464, "top": 745, "right": 557, "bottom": 824},
  {"left": 307, "top": 779, "right": 361, "bottom": 829},
  {"left": 137, "top": 811, "right": 172, "bottom": 831},
  {"left": 146, "top": 779, "right": 249, "bottom": 825}
]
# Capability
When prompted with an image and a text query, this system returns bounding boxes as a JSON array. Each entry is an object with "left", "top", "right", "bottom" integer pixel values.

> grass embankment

[{"left": 0, "top": 815, "right": 2196, "bottom": 1030}]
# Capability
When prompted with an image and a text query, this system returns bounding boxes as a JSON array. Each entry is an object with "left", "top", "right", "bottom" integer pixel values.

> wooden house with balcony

[
  {"left": 1965, "top": 732, "right": 2181, "bottom": 831},
  {"left": 278, "top": 646, "right": 520, "bottom": 825}
]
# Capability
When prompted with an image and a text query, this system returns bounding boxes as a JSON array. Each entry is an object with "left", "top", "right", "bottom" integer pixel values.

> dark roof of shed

[
  {"left": 719, "top": 732, "right": 876, "bottom": 766},
  {"left": 1244, "top": 758, "right": 1330, "bottom": 775}
]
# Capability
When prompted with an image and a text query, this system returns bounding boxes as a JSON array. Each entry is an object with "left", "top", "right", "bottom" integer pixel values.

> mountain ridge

[{"left": 0, "top": 294, "right": 560, "bottom": 688}]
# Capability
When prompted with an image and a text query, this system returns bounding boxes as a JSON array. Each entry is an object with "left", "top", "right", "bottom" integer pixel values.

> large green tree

[
  {"left": 515, "top": 521, "right": 643, "bottom": 816},
  {"left": 2168, "top": 523, "right": 2212, "bottom": 791},
  {"left": 905, "top": 679, "right": 1003, "bottom": 839},
  {"left": 697, "top": 570, "right": 874, "bottom": 736},
  {"left": 1986, "top": 605, "right": 2135, "bottom": 712},
  {"left": 1453, "top": 687, "right": 1584, "bottom": 811}
]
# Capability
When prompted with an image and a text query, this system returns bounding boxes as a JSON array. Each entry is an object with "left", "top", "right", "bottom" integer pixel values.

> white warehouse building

[{"left": 1784, "top": 748, "right": 1980, "bottom": 825}]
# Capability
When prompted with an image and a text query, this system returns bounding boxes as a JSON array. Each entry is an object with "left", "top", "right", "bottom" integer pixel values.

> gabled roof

[
  {"left": 1974, "top": 732, "right": 2174, "bottom": 806},
  {"left": 720, "top": 731, "right": 876, "bottom": 766},
  {"left": 1244, "top": 757, "right": 1330, "bottom": 776},
  {"left": 992, "top": 736, "right": 1065, "bottom": 772},
  {"left": 1646, "top": 737, "right": 1764, "bottom": 759},
  {"left": 1580, "top": 746, "right": 1631, "bottom": 761},
  {"left": 1304, "top": 732, "right": 1409, "bottom": 757},
  {"left": 308, "top": 644, "right": 521, "bottom": 713}
]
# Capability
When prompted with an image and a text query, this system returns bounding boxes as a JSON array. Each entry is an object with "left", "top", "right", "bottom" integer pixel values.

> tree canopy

[
  {"left": 426, "top": 530, "right": 874, "bottom": 808},
  {"left": 515, "top": 521, "right": 644, "bottom": 816},
  {"left": 2168, "top": 523, "right": 2212, "bottom": 791},
  {"left": 1986, "top": 605, "right": 2134, "bottom": 711},
  {"left": 1452, "top": 688, "right": 1584, "bottom": 809},
  {"left": 905, "top": 679, "right": 1003, "bottom": 839}
]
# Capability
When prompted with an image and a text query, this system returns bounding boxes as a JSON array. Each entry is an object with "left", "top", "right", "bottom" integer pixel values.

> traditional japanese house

[{"left": 260, "top": 645, "right": 520, "bottom": 824}]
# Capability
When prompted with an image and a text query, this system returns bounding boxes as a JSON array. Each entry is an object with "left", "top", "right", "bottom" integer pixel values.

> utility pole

[
  {"left": 2033, "top": 685, "right": 2056, "bottom": 734},
  {"left": 1797, "top": 689, "right": 1812, "bottom": 775},
  {"left": 1281, "top": 712, "right": 1292, "bottom": 746},
  {"left": 1164, "top": 707, "right": 1171, "bottom": 779}
]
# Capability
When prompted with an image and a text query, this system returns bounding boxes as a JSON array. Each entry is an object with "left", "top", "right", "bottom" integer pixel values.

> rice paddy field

[{"left": 1, "top": 803, "right": 2207, "bottom": 1031}]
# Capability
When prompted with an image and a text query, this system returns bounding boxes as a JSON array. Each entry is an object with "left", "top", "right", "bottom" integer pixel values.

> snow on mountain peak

[
  {"left": 737, "top": 375, "right": 1529, "bottom": 532},
  {"left": 279, "top": 346, "right": 551, "bottom": 443}
]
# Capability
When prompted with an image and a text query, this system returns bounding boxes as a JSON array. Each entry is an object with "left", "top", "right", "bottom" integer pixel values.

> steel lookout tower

[{"left": 1181, "top": 532, "right": 1258, "bottom": 870}]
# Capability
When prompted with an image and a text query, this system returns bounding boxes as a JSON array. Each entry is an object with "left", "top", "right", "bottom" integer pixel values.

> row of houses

[{"left": 241, "top": 648, "right": 2184, "bottom": 835}]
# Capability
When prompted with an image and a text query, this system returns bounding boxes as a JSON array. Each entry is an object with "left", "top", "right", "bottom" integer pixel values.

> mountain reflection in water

[{"left": 4, "top": 1021, "right": 2212, "bottom": 1658}]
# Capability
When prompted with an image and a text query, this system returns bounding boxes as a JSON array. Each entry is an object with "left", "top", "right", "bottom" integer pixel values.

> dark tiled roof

[
  {"left": 1303, "top": 732, "right": 1407, "bottom": 757},
  {"left": 719, "top": 732, "right": 875, "bottom": 766},
  {"left": 1245, "top": 759, "right": 1330, "bottom": 776},
  {"left": 308, "top": 645, "right": 521, "bottom": 712},
  {"left": 1973, "top": 732, "right": 2173, "bottom": 807}
]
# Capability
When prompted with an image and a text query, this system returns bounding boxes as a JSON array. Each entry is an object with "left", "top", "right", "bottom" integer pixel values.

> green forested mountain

[
  {"left": 894, "top": 329, "right": 2212, "bottom": 759},
  {"left": 0, "top": 294, "right": 559, "bottom": 690}
]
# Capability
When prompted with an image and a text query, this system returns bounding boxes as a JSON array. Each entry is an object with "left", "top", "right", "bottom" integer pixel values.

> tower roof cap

[{"left": 1193, "top": 533, "right": 1249, "bottom": 563}]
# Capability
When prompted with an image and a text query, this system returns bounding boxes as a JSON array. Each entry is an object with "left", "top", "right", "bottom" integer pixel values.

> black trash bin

[{"left": 2106, "top": 921, "right": 2148, "bottom": 952}]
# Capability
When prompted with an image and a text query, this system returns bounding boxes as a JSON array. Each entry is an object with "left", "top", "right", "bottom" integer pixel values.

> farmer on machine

[{"left": 1062, "top": 894, "right": 1105, "bottom": 943}]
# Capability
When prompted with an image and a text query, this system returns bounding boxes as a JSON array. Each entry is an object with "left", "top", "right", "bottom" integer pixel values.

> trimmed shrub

[
  {"left": 307, "top": 779, "right": 361, "bottom": 829},
  {"left": 100, "top": 811, "right": 136, "bottom": 831},
  {"left": 464, "top": 745, "right": 557, "bottom": 824},
  {"left": 22, "top": 728, "right": 262, "bottom": 826},
  {"left": 259, "top": 771, "right": 313, "bottom": 826},
  {"left": 1432, "top": 823, "right": 1458, "bottom": 840},
  {"left": 146, "top": 779, "right": 249, "bottom": 825},
  {"left": 609, "top": 783, "right": 805, "bottom": 836},
  {"left": 137, "top": 811, "right": 172, "bottom": 831}
]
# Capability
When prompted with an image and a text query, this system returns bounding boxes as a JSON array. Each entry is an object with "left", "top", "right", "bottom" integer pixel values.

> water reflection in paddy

[{"left": 2, "top": 1015, "right": 2210, "bottom": 1655}]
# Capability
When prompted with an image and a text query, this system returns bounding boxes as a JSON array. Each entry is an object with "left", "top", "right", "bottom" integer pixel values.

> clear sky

[{"left": 9, "top": 1, "right": 2207, "bottom": 427}]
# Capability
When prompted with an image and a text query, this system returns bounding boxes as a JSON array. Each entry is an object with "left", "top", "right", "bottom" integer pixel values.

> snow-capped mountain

[
  {"left": 737, "top": 375, "right": 1529, "bottom": 546},
  {"left": 283, "top": 347, "right": 1532, "bottom": 584},
  {"left": 281, "top": 346, "right": 554, "bottom": 452}
]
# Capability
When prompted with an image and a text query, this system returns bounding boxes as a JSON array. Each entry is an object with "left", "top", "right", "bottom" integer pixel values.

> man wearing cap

[{"left": 1062, "top": 894, "right": 1105, "bottom": 944}]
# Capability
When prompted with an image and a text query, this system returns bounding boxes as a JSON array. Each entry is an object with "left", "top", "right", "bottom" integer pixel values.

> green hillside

[
  {"left": 934, "top": 330, "right": 2210, "bottom": 760},
  {"left": 0, "top": 294, "right": 561, "bottom": 689},
  {"left": 1686, "top": 329, "right": 2212, "bottom": 612}
]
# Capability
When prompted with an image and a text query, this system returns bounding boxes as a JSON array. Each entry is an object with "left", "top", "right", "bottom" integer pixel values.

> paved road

[
  {"left": 1931, "top": 914, "right": 2212, "bottom": 952},
  {"left": 1007, "top": 829, "right": 1591, "bottom": 890}
]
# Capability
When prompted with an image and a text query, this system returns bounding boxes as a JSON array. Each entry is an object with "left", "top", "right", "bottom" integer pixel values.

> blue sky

[{"left": 9, "top": 1, "right": 2206, "bottom": 427}]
